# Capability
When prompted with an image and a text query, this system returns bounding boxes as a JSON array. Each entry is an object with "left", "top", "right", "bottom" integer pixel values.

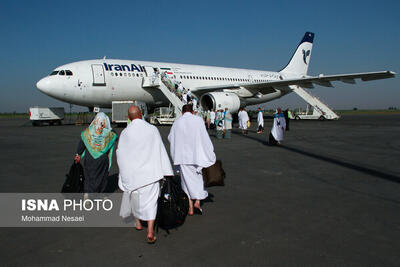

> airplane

[{"left": 36, "top": 32, "right": 395, "bottom": 117}]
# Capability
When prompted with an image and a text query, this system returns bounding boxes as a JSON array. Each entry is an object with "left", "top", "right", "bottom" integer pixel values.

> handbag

[
  {"left": 61, "top": 162, "right": 84, "bottom": 193},
  {"left": 202, "top": 160, "right": 226, "bottom": 187},
  {"left": 157, "top": 176, "right": 189, "bottom": 231}
]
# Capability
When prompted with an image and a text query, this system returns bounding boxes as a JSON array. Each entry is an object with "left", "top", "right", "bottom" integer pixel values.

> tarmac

[{"left": 1, "top": 114, "right": 400, "bottom": 266}]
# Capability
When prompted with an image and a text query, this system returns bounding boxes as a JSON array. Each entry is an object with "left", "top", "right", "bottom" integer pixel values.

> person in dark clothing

[
  {"left": 74, "top": 112, "right": 117, "bottom": 198},
  {"left": 284, "top": 109, "right": 290, "bottom": 131}
]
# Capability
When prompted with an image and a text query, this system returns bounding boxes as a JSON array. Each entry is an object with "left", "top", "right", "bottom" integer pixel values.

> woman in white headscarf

[
  {"left": 75, "top": 112, "right": 117, "bottom": 195},
  {"left": 269, "top": 108, "right": 286, "bottom": 145}
]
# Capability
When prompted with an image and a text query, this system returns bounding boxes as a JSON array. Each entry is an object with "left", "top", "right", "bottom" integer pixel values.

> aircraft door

[
  {"left": 143, "top": 66, "right": 156, "bottom": 77},
  {"left": 91, "top": 64, "right": 106, "bottom": 86}
]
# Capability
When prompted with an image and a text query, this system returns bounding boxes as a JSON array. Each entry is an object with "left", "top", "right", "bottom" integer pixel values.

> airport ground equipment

[
  {"left": 111, "top": 100, "right": 148, "bottom": 124},
  {"left": 29, "top": 107, "right": 64, "bottom": 126},
  {"left": 294, "top": 104, "right": 328, "bottom": 120},
  {"left": 293, "top": 86, "right": 339, "bottom": 120},
  {"left": 141, "top": 69, "right": 184, "bottom": 118},
  {"left": 157, "top": 80, "right": 184, "bottom": 118},
  {"left": 149, "top": 106, "right": 176, "bottom": 125}
]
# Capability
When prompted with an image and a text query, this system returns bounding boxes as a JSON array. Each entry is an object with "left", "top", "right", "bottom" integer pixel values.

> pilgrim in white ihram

[
  {"left": 117, "top": 107, "right": 173, "bottom": 243},
  {"left": 257, "top": 108, "right": 264, "bottom": 133},
  {"left": 168, "top": 105, "right": 216, "bottom": 215}
]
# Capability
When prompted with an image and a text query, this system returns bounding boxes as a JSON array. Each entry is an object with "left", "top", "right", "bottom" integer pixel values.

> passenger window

[
  {"left": 111, "top": 73, "right": 114, "bottom": 76},
  {"left": 59, "top": 70, "right": 65, "bottom": 75},
  {"left": 50, "top": 71, "right": 59, "bottom": 76},
  {"left": 124, "top": 73, "right": 127, "bottom": 77},
  {"left": 66, "top": 70, "right": 73, "bottom": 76},
  {"left": 128, "top": 73, "right": 131, "bottom": 77},
  {"left": 120, "top": 73, "right": 122, "bottom": 76}
]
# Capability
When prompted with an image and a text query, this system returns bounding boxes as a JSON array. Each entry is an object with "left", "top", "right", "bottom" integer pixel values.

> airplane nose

[{"left": 36, "top": 77, "right": 51, "bottom": 93}]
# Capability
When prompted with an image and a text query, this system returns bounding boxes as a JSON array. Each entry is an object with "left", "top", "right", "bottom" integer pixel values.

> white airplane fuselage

[
  {"left": 36, "top": 59, "right": 285, "bottom": 110},
  {"left": 36, "top": 32, "right": 395, "bottom": 114}
]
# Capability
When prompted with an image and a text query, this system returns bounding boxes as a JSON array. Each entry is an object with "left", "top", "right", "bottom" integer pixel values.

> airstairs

[
  {"left": 142, "top": 72, "right": 184, "bottom": 117},
  {"left": 293, "top": 86, "right": 340, "bottom": 120}
]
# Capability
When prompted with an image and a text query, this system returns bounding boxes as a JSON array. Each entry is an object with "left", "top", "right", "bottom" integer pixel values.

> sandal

[
  {"left": 147, "top": 236, "right": 157, "bottom": 244},
  {"left": 193, "top": 207, "right": 203, "bottom": 215}
]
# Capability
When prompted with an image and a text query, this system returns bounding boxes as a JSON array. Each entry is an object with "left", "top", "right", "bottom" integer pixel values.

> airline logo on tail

[{"left": 302, "top": 49, "right": 311, "bottom": 65}]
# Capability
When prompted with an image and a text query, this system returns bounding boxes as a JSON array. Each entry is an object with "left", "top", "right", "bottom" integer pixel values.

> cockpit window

[
  {"left": 50, "top": 71, "right": 59, "bottom": 76},
  {"left": 59, "top": 70, "right": 65, "bottom": 75},
  {"left": 66, "top": 70, "right": 73, "bottom": 76}
]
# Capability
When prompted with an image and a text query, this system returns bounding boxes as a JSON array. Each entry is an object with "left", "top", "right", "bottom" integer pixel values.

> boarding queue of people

[
  {"left": 74, "top": 104, "right": 216, "bottom": 244},
  {"left": 199, "top": 106, "right": 288, "bottom": 144},
  {"left": 74, "top": 104, "right": 288, "bottom": 243}
]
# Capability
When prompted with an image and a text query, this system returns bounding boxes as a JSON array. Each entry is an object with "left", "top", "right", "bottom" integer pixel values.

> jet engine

[{"left": 200, "top": 92, "right": 241, "bottom": 113}]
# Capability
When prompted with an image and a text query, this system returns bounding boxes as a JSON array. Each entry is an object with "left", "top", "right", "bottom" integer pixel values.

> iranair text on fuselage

[{"left": 103, "top": 63, "right": 144, "bottom": 72}]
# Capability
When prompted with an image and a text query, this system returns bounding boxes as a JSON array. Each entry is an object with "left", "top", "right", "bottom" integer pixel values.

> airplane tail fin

[{"left": 279, "top": 32, "right": 314, "bottom": 77}]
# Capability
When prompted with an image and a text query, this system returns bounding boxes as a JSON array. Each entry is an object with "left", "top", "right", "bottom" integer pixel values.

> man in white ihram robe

[
  {"left": 238, "top": 109, "right": 243, "bottom": 129},
  {"left": 240, "top": 108, "right": 249, "bottom": 134},
  {"left": 257, "top": 107, "right": 264, "bottom": 133},
  {"left": 168, "top": 104, "right": 216, "bottom": 215},
  {"left": 210, "top": 110, "right": 216, "bottom": 128},
  {"left": 182, "top": 91, "right": 188, "bottom": 104},
  {"left": 117, "top": 106, "right": 173, "bottom": 243}
]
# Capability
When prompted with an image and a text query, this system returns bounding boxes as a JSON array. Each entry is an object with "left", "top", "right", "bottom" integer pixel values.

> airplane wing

[{"left": 193, "top": 71, "right": 396, "bottom": 96}]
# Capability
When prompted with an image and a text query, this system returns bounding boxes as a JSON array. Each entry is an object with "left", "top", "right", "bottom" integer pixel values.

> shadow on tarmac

[
  {"left": 231, "top": 128, "right": 400, "bottom": 204},
  {"left": 280, "top": 145, "right": 400, "bottom": 185},
  {"left": 231, "top": 128, "right": 400, "bottom": 184},
  {"left": 231, "top": 129, "right": 268, "bottom": 145}
]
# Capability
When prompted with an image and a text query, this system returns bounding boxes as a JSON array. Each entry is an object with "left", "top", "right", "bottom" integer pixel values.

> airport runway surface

[{"left": 0, "top": 114, "right": 400, "bottom": 266}]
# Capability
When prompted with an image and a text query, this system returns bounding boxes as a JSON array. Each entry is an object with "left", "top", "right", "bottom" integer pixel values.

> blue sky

[{"left": 0, "top": 0, "right": 399, "bottom": 112}]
